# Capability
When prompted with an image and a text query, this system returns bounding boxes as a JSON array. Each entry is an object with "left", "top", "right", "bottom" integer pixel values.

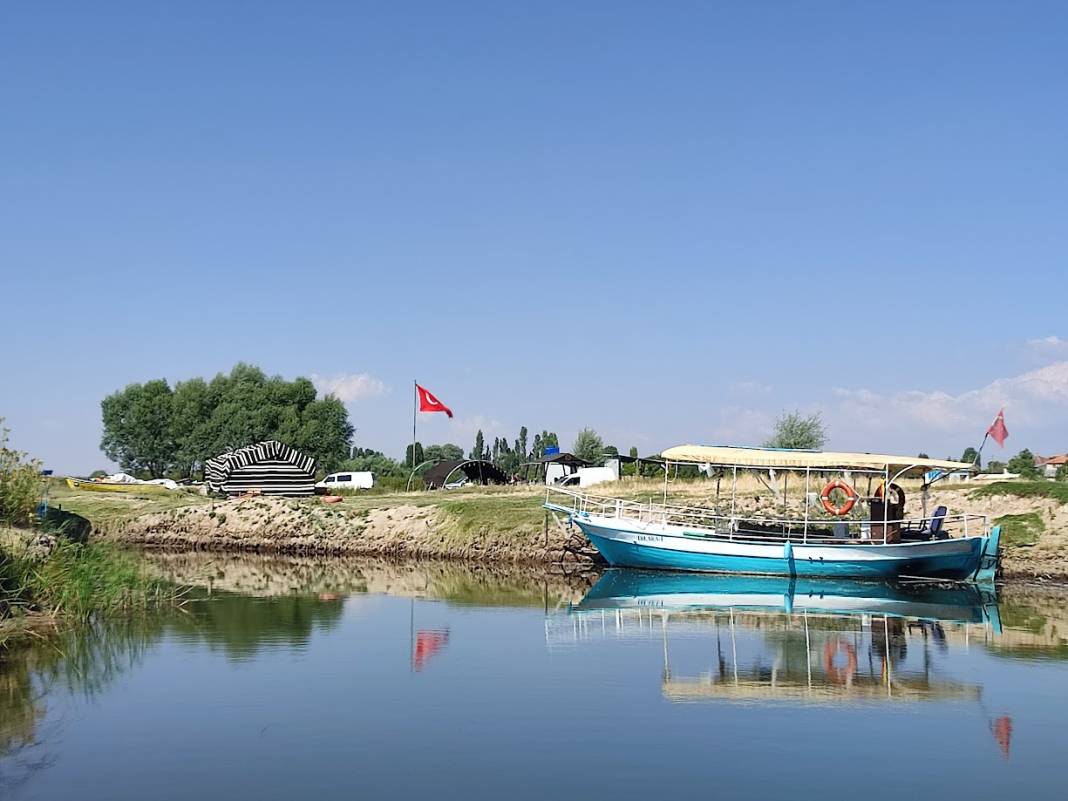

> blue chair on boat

[
  {"left": 903, "top": 505, "right": 948, "bottom": 541},
  {"left": 927, "top": 505, "right": 949, "bottom": 539}
]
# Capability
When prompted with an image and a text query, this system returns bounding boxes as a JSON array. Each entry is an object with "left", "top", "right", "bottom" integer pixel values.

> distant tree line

[{"left": 100, "top": 364, "right": 354, "bottom": 478}]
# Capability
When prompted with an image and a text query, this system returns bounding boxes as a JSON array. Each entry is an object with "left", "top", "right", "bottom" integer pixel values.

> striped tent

[{"left": 205, "top": 441, "right": 316, "bottom": 497}]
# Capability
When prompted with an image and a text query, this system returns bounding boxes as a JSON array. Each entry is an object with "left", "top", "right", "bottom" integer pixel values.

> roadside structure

[{"left": 205, "top": 440, "right": 316, "bottom": 497}]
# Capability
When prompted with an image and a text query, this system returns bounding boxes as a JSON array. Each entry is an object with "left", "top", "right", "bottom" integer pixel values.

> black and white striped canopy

[{"left": 205, "top": 440, "right": 317, "bottom": 497}]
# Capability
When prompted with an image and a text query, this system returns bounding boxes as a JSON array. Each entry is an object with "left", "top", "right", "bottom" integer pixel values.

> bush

[
  {"left": 764, "top": 411, "right": 826, "bottom": 450},
  {"left": 1, "top": 420, "right": 41, "bottom": 526},
  {"left": 1006, "top": 449, "right": 1040, "bottom": 480},
  {"left": 971, "top": 481, "right": 1068, "bottom": 504}
]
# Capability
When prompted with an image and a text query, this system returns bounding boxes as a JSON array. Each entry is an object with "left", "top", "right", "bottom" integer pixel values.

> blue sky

[{"left": 3, "top": 1, "right": 1066, "bottom": 473}]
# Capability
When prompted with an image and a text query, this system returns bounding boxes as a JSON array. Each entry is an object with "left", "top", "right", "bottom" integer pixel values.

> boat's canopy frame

[{"left": 659, "top": 445, "right": 971, "bottom": 475}]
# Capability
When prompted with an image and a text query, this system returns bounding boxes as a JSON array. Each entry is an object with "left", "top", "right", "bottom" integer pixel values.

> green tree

[
  {"left": 960, "top": 447, "right": 980, "bottom": 467},
  {"left": 518, "top": 427, "right": 528, "bottom": 462},
  {"left": 764, "top": 411, "right": 826, "bottom": 450},
  {"left": 573, "top": 427, "right": 605, "bottom": 465},
  {"left": 100, "top": 379, "right": 177, "bottom": 477},
  {"left": 985, "top": 460, "right": 1006, "bottom": 474},
  {"left": 100, "top": 364, "right": 354, "bottom": 477},
  {"left": 405, "top": 442, "right": 425, "bottom": 468},
  {"left": 425, "top": 443, "right": 463, "bottom": 463},
  {"left": 1056, "top": 463, "right": 1067, "bottom": 482},
  {"left": 294, "top": 395, "right": 354, "bottom": 472},
  {"left": 470, "top": 430, "right": 485, "bottom": 461},
  {"left": 1007, "top": 449, "right": 1039, "bottom": 479},
  {"left": 343, "top": 448, "right": 405, "bottom": 478}
]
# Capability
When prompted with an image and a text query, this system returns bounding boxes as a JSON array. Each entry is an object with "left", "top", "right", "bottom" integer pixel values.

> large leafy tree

[
  {"left": 101, "top": 379, "right": 177, "bottom": 477},
  {"left": 100, "top": 364, "right": 354, "bottom": 478}
]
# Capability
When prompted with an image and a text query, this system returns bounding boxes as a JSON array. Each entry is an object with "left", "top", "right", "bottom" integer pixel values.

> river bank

[
  {"left": 46, "top": 478, "right": 1068, "bottom": 580},
  {"left": 0, "top": 525, "right": 179, "bottom": 647}
]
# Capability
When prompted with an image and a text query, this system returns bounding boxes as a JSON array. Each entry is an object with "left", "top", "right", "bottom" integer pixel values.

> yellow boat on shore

[{"left": 66, "top": 478, "right": 173, "bottom": 494}]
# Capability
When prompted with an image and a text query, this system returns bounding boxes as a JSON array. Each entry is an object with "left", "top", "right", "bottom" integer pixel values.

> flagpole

[{"left": 412, "top": 379, "right": 417, "bottom": 479}]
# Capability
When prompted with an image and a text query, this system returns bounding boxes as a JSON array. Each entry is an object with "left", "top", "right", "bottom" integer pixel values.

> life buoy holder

[
  {"left": 820, "top": 480, "right": 858, "bottom": 516},
  {"left": 823, "top": 640, "right": 858, "bottom": 685}
]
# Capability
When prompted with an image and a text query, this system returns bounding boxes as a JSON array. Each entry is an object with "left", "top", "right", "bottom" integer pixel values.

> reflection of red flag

[
  {"left": 416, "top": 384, "right": 453, "bottom": 418},
  {"left": 992, "top": 715, "right": 1013, "bottom": 759},
  {"left": 413, "top": 629, "right": 450, "bottom": 672},
  {"left": 987, "top": 409, "right": 1009, "bottom": 447}
]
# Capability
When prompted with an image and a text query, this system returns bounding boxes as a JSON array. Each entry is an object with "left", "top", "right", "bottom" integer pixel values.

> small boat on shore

[
  {"left": 545, "top": 446, "right": 1000, "bottom": 582},
  {"left": 66, "top": 477, "right": 174, "bottom": 494}
]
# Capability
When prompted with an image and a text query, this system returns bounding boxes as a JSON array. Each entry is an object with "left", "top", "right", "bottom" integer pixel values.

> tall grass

[{"left": 1, "top": 537, "right": 179, "bottom": 631}]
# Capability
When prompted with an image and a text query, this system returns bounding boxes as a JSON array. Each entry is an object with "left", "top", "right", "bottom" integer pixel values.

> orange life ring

[
  {"left": 823, "top": 640, "right": 858, "bottom": 684},
  {"left": 322, "top": 495, "right": 343, "bottom": 504},
  {"left": 820, "top": 480, "right": 857, "bottom": 516}
]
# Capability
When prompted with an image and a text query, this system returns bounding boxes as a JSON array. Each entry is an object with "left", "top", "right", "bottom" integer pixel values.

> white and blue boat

[{"left": 545, "top": 445, "right": 1000, "bottom": 582}]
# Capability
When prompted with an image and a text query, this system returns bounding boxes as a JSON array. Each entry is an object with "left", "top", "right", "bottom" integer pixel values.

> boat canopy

[{"left": 659, "top": 445, "right": 972, "bottom": 473}]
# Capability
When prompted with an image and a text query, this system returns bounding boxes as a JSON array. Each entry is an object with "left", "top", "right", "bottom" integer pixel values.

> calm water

[{"left": 3, "top": 553, "right": 1068, "bottom": 801}]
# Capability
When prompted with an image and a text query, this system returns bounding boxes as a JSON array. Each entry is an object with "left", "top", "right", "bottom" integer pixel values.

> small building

[
  {"left": 205, "top": 440, "right": 316, "bottom": 497},
  {"left": 1035, "top": 454, "right": 1068, "bottom": 479},
  {"left": 422, "top": 459, "right": 508, "bottom": 490}
]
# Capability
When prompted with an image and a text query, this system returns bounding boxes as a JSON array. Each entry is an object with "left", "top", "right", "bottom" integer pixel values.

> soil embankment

[
  {"left": 97, "top": 489, "right": 596, "bottom": 568},
  {"left": 53, "top": 479, "right": 1068, "bottom": 581}
]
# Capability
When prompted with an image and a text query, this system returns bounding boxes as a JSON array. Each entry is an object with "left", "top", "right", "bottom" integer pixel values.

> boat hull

[
  {"left": 65, "top": 478, "right": 172, "bottom": 494},
  {"left": 575, "top": 515, "right": 996, "bottom": 581}
]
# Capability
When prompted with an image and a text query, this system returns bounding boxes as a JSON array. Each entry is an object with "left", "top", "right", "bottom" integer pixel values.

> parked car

[{"left": 315, "top": 472, "right": 374, "bottom": 491}]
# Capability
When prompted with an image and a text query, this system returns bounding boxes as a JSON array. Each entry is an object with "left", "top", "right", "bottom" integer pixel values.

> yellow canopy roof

[{"left": 659, "top": 445, "right": 972, "bottom": 473}]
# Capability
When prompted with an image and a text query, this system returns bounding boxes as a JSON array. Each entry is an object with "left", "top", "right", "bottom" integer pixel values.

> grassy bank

[
  {"left": 43, "top": 475, "right": 1068, "bottom": 579},
  {"left": 1, "top": 527, "right": 179, "bottom": 647}
]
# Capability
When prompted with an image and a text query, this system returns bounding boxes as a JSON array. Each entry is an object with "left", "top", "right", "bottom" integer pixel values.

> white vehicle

[
  {"left": 316, "top": 471, "right": 374, "bottom": 491},
  {"left": 554, "top": 467, "right": 617, "bottom": 488}
]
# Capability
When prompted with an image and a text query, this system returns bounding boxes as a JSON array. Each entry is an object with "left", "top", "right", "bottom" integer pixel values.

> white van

[{"left": 316, "top": 472, "right": 374, "bottom": 491}]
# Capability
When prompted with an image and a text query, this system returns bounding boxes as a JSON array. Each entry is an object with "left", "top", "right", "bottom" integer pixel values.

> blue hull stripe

[{"left": 580, "top": 527, "right": 985, "bottom": 580}]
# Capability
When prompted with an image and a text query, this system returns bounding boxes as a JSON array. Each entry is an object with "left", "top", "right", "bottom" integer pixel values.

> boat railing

[{"left": 544, "top": 486, "right": 989, "bottom": 545}]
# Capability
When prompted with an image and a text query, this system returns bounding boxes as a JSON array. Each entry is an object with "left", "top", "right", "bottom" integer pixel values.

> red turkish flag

[
  {"left": 416, "top": 384, "right": 453, "bottom": 418},
  {"left": 987, "top": 409, "right": 1008, "bottom": 447}
]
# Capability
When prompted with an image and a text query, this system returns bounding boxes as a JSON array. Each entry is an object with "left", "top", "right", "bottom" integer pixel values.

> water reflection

[
  {"left": 140, "top": 550, "right": 593, "bottom": 609},
  {"left": 556, "top": 571, "right": 1000, "bottom": 705},
  {"left": 3, "top": 555, "right": 1068, "bottom": 800}
]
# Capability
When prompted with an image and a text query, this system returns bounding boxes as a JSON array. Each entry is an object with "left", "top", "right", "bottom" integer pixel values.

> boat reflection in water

[{"left": 556, "top": 570, "right": 1002, "bottom": 706}]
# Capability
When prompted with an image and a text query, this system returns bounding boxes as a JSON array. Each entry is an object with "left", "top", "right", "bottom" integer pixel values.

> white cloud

[
  {"left": 707, "top": 406, "right": 776, "bottom": 445},
  {"left": 831, "top": 360, "right": 1068, "bottom": 434},
  {"left": 728, "top": 381, "right": 772, "bottom": 396},
  {"left": 311, "top": 372, "right": 387, "bottom": 402},
  {"left": 1027, "top": 335, "right": 1068, "bottom": 352}
]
